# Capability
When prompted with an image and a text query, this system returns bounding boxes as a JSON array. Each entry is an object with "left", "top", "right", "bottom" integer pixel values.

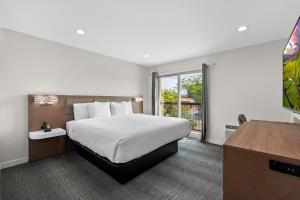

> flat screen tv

[{"left": 283, "top": 17, "right": 300, "bottom": 113}]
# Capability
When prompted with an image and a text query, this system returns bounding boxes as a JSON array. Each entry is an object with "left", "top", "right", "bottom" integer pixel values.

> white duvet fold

[{"left": 67, "top": 114, "right": 190, "bottom": 163}]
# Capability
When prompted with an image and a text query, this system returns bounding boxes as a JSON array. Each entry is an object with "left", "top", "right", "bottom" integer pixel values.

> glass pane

[
  {"left": 180, "top": 73, "right": 202, "bottom": 131},
  {"left": 159, "top": 76, "right": 178, "bottom": 117}
]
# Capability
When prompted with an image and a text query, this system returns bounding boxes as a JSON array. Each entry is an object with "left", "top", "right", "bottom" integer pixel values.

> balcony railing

[{"left": 160, "top": 102, "right": 202, "bottom": 131}]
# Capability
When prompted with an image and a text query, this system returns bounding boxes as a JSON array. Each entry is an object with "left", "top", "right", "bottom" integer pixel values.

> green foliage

[
  {"left": 181, "top": 73, "right": 202, "bottom": 103},
  {"left": 161, "top": 89, "right": 178, "bottom": 102},
  {"left": 160, "top": 89, "right": 178, "bottom": 117},
  {"left": 283, "top": 52, "right": 300, "bottom": 112}
]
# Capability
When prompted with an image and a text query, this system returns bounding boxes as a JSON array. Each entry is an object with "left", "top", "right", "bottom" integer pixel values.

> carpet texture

[{"left": 0, "top": 138, "right": 223, "bottom": 200}]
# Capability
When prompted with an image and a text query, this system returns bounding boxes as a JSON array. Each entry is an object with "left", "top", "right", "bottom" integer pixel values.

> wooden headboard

[{"left": 28, "top": 95, "right": 143, "bottom": 132}]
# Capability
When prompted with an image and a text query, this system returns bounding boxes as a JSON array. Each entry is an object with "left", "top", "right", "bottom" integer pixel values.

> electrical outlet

[{"left": 225, "top": 125, "right": 239, "bottom": 130}]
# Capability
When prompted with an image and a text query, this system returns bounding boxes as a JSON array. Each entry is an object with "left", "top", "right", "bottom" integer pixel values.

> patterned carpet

[{"left": 0, "top": 138, "right": 223, "bottom": 200}]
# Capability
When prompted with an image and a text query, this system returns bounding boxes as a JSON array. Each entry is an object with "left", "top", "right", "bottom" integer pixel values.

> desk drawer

[{"left": 224, "top": 147, "right": 300, "bottom": 200}]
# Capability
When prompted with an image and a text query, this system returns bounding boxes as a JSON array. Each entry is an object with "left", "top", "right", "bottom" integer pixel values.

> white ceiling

[{"left": 0, "top": 0, "right": 299, "bottom": 67}]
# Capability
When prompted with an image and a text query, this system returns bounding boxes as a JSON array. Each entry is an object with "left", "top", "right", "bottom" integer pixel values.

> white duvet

[{"left": 67, "top": 114, "right": 190, "bottom": 163}]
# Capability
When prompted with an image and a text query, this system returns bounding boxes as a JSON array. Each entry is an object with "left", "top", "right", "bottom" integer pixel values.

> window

[{"left": 159, "top": 71, "right": 202, "bottom": 137}]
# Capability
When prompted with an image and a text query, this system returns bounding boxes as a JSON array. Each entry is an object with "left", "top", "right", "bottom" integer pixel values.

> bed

[
  {"left": 67, "top": 114, "right": 190, "bottom": 183},
  {"left": 28, "top": 95, "right": 191, "bottom": 183}
]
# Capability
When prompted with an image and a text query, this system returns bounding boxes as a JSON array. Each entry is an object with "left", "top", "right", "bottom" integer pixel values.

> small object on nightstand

[{"left": 41, "top": 121, "right": 52, "bottom": 132}]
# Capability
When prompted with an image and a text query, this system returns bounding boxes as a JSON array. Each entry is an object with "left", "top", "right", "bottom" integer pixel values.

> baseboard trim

[
  {"left": 0, "top": 157, "right": 29, "bottom": 169},
  {"left": 291, "top": 112, "right": 300, "bottom": 124},
  {"left": 206, "top": 138, "right": 225, "bottom": 145}
]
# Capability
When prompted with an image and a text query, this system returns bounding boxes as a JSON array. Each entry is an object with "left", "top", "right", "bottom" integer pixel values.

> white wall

[
  {"left": 147, "top": 39, "right": 292, "bottom": 144},
  {"left": 0, "top": 28, "right": 148, "bottom": 168}
]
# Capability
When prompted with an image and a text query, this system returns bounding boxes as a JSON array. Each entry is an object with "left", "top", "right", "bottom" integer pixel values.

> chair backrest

[{"left": 238, "top": 114, "right": 247, "bottom": 125}]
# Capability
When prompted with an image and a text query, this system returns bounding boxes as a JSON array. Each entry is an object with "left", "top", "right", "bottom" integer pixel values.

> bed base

[{"left": 74, "top": 140, "right": 178, "bottom": 184}]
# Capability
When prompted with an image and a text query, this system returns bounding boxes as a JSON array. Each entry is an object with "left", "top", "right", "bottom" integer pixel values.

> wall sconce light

[
  {"left": 134, "top": 97, "right": 143, "bottom": 102},
  {"left": 34, "top": 95, "right": 58, "bottom": 105}
]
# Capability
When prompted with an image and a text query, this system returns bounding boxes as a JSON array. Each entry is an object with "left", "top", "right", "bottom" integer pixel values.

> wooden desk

[{"left": 223, "top": 120, "right": 300, "bottom": 200}]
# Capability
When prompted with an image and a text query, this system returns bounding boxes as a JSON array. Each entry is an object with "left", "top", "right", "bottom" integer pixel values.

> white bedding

[{"left": 67, "top": 114, "right": 190, "bottom": 163}]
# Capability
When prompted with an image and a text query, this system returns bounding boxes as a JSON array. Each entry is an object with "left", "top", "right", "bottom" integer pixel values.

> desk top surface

[{"left": 224, "top": 120, "right": 300, "bottom": 161}]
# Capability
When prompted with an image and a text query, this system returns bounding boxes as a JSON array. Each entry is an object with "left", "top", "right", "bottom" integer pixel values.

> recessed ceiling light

[
  {"left": 238, "top": 25, "right": 248, "bottom": 32},
  {"left": 75, "top": 29, "right": 85, "bottom": 35},
  {"left": 144, "top": 54, "right": 150, "bottom": 58}
]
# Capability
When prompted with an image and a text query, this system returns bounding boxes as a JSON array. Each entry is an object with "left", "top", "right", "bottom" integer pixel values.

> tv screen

[{"left": 283, "top": 17, "right": 300, "bottom": 113}]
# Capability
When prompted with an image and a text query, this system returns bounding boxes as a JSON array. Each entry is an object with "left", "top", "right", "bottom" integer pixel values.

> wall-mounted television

[{"left": 283, "top": 17, "right": 300, "bottom": 113}]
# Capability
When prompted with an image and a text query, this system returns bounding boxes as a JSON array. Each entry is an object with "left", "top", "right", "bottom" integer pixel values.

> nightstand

[{"left": 29, "top": 128, "right": 66, "bottom": 161}]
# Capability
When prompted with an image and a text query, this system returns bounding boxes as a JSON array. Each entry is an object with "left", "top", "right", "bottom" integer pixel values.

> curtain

[
  {"left": 201, "top": 63, "right": 208, "bottom": 142},
  {"left": 152, "top": 72, "right": 159, "bottom": 115}
]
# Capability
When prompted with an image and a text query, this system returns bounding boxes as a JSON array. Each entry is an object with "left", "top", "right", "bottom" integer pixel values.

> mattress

[{"left": 67, "top": 114, "right": 190, "bottom": 163}]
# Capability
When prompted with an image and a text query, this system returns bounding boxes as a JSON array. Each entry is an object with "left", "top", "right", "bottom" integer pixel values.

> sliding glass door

[{"left": 159, "top": 71, "right": 202, "bottom": 138}]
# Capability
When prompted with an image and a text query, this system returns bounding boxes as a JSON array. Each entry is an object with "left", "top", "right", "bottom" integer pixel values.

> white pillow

[
  {"left": 88, "top": 102, "right": 111, "bottom": 118},
  {"left": 125, "top": 101, "right": 133, "bottom": 114},
  {"left": 110, "top": 101, "right": 133, "bottom": 116},
  {"left": 73, "top": 103, "right": 89, "bottom": 120}
]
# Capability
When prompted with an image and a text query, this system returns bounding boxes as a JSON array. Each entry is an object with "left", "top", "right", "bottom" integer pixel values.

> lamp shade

[
  {"left": 34, "top": 95, "right": 58, "bottom": 105},
  {"left": 134, "top": 97, "right": 143, "bottom": 102}
]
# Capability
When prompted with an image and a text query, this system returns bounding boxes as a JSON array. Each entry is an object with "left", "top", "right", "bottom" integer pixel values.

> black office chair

[{"left": 238, "top": 114, "right": 247, "bottom": 125}]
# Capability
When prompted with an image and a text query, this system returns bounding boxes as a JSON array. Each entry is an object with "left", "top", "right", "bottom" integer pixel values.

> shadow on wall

[{"left": 0, "top": 95, "right": 28, "bottom": 163}]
